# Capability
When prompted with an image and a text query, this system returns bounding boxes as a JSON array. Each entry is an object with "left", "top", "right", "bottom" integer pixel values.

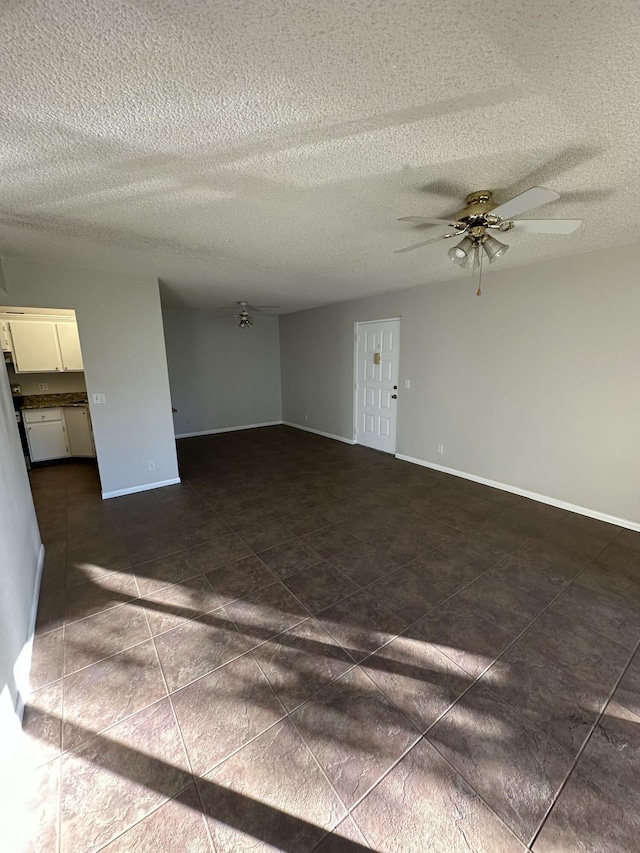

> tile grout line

[
  {"left": 29, "top": 449, "right": 638, "bottom": 852},
  {"left": 421, "top": 534, "right": 614, "bottom": 735},
  {"left": 56, "top": 491, "right": 71, "bottom": 853},
  {"left": 339, "top": 729, "right": 524, "bottom": 850},
  {"left": 137, "top": 603, "right": 217, "bottom": 852},
  {"left": 254, "top": 532, "right": 536, "bottom": 844},
  {"left": 334, "top": 535, "right": 616, "bottom": 847},
  {"left": 339, "top": 530, "right": 538, "bottom": 676},
  {"left": 299, "top": 527, "right": 535, "bottom": 704},
  {"left": 90, "top": 780, "right": 209, "bottom": 853},
  {"left": 252, "top": 653, "right": 366, "bottom": 839},
  {"left": 407, "top": 528, "right": 607, "bottom": 679},
  {"left": 221, "top": 583, "right": 374, "bottom": 836},
  {"left": 412, "top": 536, "right": 622, "bottom": 844},
  {"left": 60, "top": 566, "right": 304, "bottom": 676},
  {"left": 55, "top": 498, "right": 70, "bottom": 853},
  {"left": 527, "top": 637, "right": 640, "bottom": 850},
  {"left": 52, "top": 695, "right": 173, "bottom": 764}
]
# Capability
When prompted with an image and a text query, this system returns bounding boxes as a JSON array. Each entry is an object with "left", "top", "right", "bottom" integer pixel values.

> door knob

[{"left": 391, "top": 394, "right": 397, "bottom": 399}]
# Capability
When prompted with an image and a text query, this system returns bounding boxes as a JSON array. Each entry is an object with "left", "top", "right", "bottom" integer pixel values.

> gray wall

[
  {"left": 1, "top": 259, "right": 179, "bottom": 496},
  {"left": 0, "top": 360, "right": 42, "bottom": 740},
  {"left": 163, "top": 309, "right": 282, "bottom": 435},
  {"left": 280, "top": 242, "right": 640, "bottom": 526}
]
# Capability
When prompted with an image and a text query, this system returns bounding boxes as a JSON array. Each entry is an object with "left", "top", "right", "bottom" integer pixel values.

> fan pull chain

[{"left": 476, "top": 241, "right": 483, "bottom": 296}]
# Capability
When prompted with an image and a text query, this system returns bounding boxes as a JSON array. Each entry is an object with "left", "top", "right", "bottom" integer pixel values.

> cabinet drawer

[{"left": 23, "top": 408, "right": 63, "bottom": 424}]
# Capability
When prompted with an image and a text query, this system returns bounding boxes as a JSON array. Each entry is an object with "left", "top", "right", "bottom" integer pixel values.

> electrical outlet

[
  {"left": 148, "top": 460, "right": 156, "bottom": 471},
  {"left": 404, "top": 379, "right": 410, "bottom": 389},
  {"left": 38, "top": 383, "right": 49, "bottom": 391},
  {"left": 437, "top": 444, "right": 444, "bottom": 455},
  {"left": 304, "top": 413, "right": 308, "bottom": 422},
  {"left": 92, "top": 393, "right": 106, "bottom": 405}
]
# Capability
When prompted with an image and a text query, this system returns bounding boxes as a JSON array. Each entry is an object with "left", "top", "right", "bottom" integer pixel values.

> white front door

[{"left": 356, "top": 319, "right": 400, "bottom": 453}]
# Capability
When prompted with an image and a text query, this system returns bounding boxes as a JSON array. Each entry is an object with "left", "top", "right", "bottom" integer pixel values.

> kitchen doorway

[{"left": 1, "top": 305, "right": 97, "bottom": 474}]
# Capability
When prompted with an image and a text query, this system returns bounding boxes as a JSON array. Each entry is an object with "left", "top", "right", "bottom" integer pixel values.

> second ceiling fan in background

[{"left": 216, "top": 301, "right": 280, "bottom": 329}]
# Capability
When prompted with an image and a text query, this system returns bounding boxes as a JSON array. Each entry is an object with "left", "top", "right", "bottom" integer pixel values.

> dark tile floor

[{"left": 22, "top": 425, "right": 640, "bottom": 852}]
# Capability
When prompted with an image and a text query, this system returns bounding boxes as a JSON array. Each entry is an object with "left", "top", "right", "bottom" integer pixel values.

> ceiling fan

[
  {"left": 218, "top": 301, "right": 279, "bottom": 329},
  {"left": 395, "top": 186, "right": 582, "bottom": 281}
]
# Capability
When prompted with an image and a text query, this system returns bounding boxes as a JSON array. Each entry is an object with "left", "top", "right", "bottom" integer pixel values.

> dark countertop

[{"left": 22, "top": 392, "right": 89, "bottom": 409}]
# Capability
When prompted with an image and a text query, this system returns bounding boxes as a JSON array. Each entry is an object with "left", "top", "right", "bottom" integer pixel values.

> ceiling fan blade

[
  {"left": 509, "top": 219, "right": 582, "bottom": 234},
  {"left": 394, "top": 231, "right": 463, "bottom": 254},
  {"left": 398, "top": 217, "right": 456, "bottom": 225},
  {"left": 491, "top": 187, "right": 560, "bottom": 220}
]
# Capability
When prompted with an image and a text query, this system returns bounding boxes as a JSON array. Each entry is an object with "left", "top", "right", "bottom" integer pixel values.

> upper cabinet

[
  {"left": 55, "top": 322, "right": 83, "bottom": 371},
  {"left": 0, "top": 321, "right": 12, "bottom": 352},
  {"left": 9, "top": 321, "right": 61, "bottom": 372},
  {"left": 3, "top": 317, "right": 84, "bottom": 373}
]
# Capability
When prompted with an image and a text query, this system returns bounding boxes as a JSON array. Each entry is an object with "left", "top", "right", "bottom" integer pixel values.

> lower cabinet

[
  {"left": 64, "top": 406, "right": 95, "bottom": 457},
  {"left": 25, "top": 409, "right": 69, "bottom": 462},
  {"left": 24, "top": 406, "right": 95, "bottom": 462}
]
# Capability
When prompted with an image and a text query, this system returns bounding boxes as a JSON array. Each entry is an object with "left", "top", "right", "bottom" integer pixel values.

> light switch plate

[{"left": 92, "top": 393, "right": 106, "bottom": 405}]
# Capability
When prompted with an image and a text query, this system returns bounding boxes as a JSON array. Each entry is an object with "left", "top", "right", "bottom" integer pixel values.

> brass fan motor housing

[{"left": 455, "top": 190, "right": 497, "bottom": 222}]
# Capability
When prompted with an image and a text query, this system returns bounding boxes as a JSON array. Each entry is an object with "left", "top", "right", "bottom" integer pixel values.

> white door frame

[{"left": 353, "top": 317, "right": 402, "bottom": 450}]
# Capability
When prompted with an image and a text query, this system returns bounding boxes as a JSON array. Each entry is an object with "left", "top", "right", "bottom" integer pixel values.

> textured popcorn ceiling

[{"left": 1, "top": 0, "right": 639, "bottom": 311}]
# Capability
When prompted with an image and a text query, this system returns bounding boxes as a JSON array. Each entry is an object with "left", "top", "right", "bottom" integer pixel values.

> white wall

[
  {"left": 0, "top": 358, "right": 42, "bottom": 749},
  {"left": 6, "top": 364, "right": 87, "bottom": 395},
  {"left": 163, "top": 309, "right": 282, "bottom": 436},
  {"left": 1, "top": 259, "right": 179, "bottom": 497},
  {"left": 280, "top": 242, "right": 640, "bottom": 527}
]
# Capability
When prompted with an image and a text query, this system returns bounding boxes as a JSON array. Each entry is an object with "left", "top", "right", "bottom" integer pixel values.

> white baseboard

[
  {"left": 175, "top": 421, "right": 283, "bottom": 439},
  {"left": 14, "top": 542, "right": 46, "bottom": 723},
  {"left": 395, "top": 453, "right": 640, "bottom": 533},
  {"left": 102, "top": 477, "right": 181, "bottom": 500},
  {"left": 283, "top": 421, "right": 356, "bottom": 445}
]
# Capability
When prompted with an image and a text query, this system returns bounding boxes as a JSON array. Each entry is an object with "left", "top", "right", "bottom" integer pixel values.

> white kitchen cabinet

[
  {"left": 56, "top": 322, "right": 84, "bottom": 371},
  {"left": 9, "top": 321, "right": 62, "bottom": 373},
  {"left": 5, "top": 317, "right": 84, "bottom": 373},
  {"left": 24, "top": 409, "right": 70, "bottom": 462},
  {"left": 0, "top": 321, "right": 11, "bottom": 352},
  {"left": 64, "top": 406, "right": 95, "bottom": 457}
]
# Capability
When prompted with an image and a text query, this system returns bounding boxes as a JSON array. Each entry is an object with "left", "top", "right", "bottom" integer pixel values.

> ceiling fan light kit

[
  {"left": 447, "top": 235, "right": 474, "bottom": 262},
  {"left": 482, "top": 235, "right": 509, "bottom": 264},
  {"left": 396, "top": 186, "right": 582, "bottom": 294}
]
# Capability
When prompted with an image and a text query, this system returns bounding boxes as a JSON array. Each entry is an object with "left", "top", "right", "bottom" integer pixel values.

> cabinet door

[
  {"left": 26, "top": 421, "right": 69, "bottom": 462},
  {"left": 1, "top": 322, "right": 11, "bottom": 352},
  {"left": 9, "top": 321, "right": 61, "bottom": 373},
  {"left": 64, "top": 407, "right": 95, "bottom": 457},
  {"left": 56, "top": 323, "right": 84, "bottom": 371}
]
